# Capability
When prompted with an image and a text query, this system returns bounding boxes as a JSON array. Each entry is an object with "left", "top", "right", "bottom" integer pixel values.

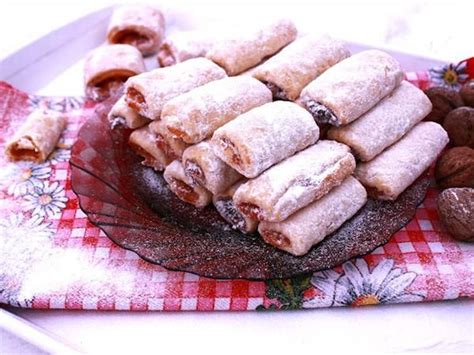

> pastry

[
  {"left": 206, "top": 19, "right": 297, "bottom": 75},
  {"left": 327, "top": 81, "right": 432, "bottom": 161},
  {"left": 212, "top": 180, "right": 258, "bottom": 233},
  {"left": 437, "top": 188, "right": 474, "bottom": 242},
  {"left": 84, "top": 44, "right": 145, "bottom": 101},
  {"left": 253, "top": 34, "right": 350, "bottom": 100},
  {"left": 443, "top": 107, "right": 474, "bottom": 148},
  {"left": 107, "top": 95, "right": 150, "bottom": 129},
  {"left": 163, "top": 160, "right": 212, "bottom": 208},
  {"left": 258, "top": 176, "right": 367, "bottom": 256},
  {"left": 299, "top": 49, "right": 404, "bottom": 126},
  {"left": 162, "top": 76, "right": 272, "bottom": 144},
  {"left": 355, "top": 122, "right": 449, "bottom": 200},
  {"left": 211, "top": 101, "right": 319, "bottom": 178},
  {"left": 435, "top": 147, "right": 474, "bottom": 189},
  {"left": 128, "top": 124, "right": 168, "bottom": 171},
  {"left": 125, "top": 58, "right": 227, "bottom": 120},
  {"left": 157, "top": 31, "right": 214, "bottom": 67},
  {"left": 5, "top": 109, "right": 67, "bottom": 162},
  {"left": 234, "top": 140, "right": 356, "bottom": 222},
  {"left": 182, "top": 141, "right": 243, "bottom": 195},
  {"left": 107, "top": 5, "right": 165, "bottom": 56},
  {"left": 149, "top": 120, "right": 190, "bottom": 162}
]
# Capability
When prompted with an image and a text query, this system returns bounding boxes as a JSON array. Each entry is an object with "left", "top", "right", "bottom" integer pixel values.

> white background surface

[{"left": 1, "top": 0, "right": 473, "bottom": 354}]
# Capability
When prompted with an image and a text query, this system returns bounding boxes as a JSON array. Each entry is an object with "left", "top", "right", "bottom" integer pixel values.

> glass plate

[{"left": 70, "top": 100, "right": 429, "bottom": 280}]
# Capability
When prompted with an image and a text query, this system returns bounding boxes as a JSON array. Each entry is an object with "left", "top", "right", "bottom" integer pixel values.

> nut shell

[
  {"left": 443, "top": 106, "right": 474, "bottom": 148},
  {"left": 437, "top": 187, "right": 474, "bottom": 242},
  {"left": 460, "top": 80, "right": 474, "bottom": 107},
  {"left": 435, "top": 147, "right": 474, "bottom": 189},
  {"left": 424, "top": 87, "right": 464, "bottom": 124}
]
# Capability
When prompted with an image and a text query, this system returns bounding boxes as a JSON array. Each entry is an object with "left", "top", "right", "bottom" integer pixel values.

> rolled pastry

[
  {"left": 234, "top": 140, "right": 356, "bottom": 222},
  {"left": 355, "top": 121, "right": 449, "bottom": 200},
  {"left": 107, "top": 5, "right": 165, "bottom": 56},
  {"left": 157, "top": 31, "right": 214, "bottom": 67},
  {"left": 300, "top": 49, "right": 404, "bottom": 126},
  {"left": 125, "top": 58, "right": 227, "bottom": 120},
  {"left": 213, "top": 180, "right": 258, "bottom": 233},
  {"left": 128, "top": 125, "right": 168, "bottom": 171},
  {"left": 182, "top": 141, "right": 243, "bottom": 194},
  {"left": 149, "top": 120, "right": 189, "bottom": 162},
  {"left": 162, "top": 76, "right": 272, "bottom": 144},
  {"left": 253, "top": 34, "right": 350, "bottom": 100},
  {"left": 328, "top": 81, "right": 433, "bottom": 161},
  {"left": 258, "top": 176, "right": 367, "bottom": 256},
  {"left": 163, "top": 160, "right": 212, "bottom": 208},
  {"left": 206, "top": 19, "right": 297, "bottom": 75},
  {"left": 84, "top": 44, "right": 145, "bottom": 101},
  {"left": 211, "top": 101, "right": 319, "bottom": 178},
  {"left": 108, "top": 95, "right": 150, "bottom": 129},
  {"left": 5, "top": 109, "right": 67, "bottom": 162}
]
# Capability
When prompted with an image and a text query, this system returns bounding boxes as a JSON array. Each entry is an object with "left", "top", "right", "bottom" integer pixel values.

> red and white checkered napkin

[{"left": 0, "top": 74, "right": 472, "bottom": 312}]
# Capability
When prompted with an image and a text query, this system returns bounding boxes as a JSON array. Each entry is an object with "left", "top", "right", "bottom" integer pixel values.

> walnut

[
  {"left": 435, "top": 147, "right": 474, "bottom": 189},
  {"left": 437, "top": 188, "right": 474, "bottom": 242},
  {"left": 460, "top": 80, "right": 474, "bottom": 107},
  {"left": 424, "top": 87, "right": 464, "bottom": 124},
  {"left": 443, "top": 107, "right": 474, "bottom": 148}
]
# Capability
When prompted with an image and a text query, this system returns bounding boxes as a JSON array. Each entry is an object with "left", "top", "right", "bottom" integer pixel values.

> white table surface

[{"left": 1, "top": 1, "right": 473, "bottom": 354}]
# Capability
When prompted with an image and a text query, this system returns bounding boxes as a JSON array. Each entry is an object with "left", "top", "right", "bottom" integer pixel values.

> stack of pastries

[{"left": 91, "top": 6, "right": 449, "bottom": 256}]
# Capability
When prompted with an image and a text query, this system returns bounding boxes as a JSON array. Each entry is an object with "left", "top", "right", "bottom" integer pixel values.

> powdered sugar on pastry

[
  {"left": 253, "top": 34, "right": 350, "bottom": 101},
  {"left": 84, "top": 44, "right": 145, "bottom": 101},
  {"left": 206, "top": 18, "right": 297, "bottom": 75},
  {"left": 355, "top": 121, "right": 449, "bottom": 200},
  {"left": 125, "top": 58, "right": 227, "bottom": 120},
  {"left": 233, "top": 140, "right": 356, "bottom": 222},
  {"left": 211, "top": 101, "right": 319, "bottom": 178},
  {"left": 328, "top": 81, "right": 432, "bottom": 161},
  {"left": 108, "top": 95, "right": 150, "bottom": 129},
  {"left": 107, "top": 5, "right": 165, "bottom": 56},
  {"left": 258, "top": 176, "right": 367, "bottom": 256},
  {"left": 182, "top": 141, "right": 243, "bottom": 194},
  {"left": 300, "top": 49, "right": 404, "bottom": 126},
  {"left": 162, "top": 76, "right": 272, "bottom": 144}
]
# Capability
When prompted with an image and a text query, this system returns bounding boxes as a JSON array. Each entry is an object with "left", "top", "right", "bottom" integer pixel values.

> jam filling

[
  {"left": 128, "top": 142, "right": 163, "bottom": 170},
  {"left": 126, "top": 87, "right": 147, "bottom": 114},
  {"left": 220, "top": 137, "right": 242, "bottom": 166},
  {"left": 261, "top": 230, "right": 291, "bottom": 248},
  {"left": 305, "top": 99, "right": 339, "bottom": 125},
  {"left": 166, "top": 126, "right": 188, "bottom": 141},
  {"left": 170, "top": 178, "right": 199, "bottom": 204},
  {"left": 237, "top": 202, "right": 261, "bottom": 220},
  {"left": 113, "top": 30, "right": 149, "bottom": 47}
]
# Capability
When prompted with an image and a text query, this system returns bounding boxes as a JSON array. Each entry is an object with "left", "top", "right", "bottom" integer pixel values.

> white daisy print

[
  {"left": 23, "top": 181, "right": 68, "bottom": 218},
  {"left": 48, "top": 148, "right": 71, "bottom": 164},
  {"left": 0, "top": 162, "right": 51, "bottom": 197},
  {"left": 307, "top": 258, "right": 423, "bottom": 307},
  {"left": 0, "top": 213, "right": 53, "bottom": 240}
]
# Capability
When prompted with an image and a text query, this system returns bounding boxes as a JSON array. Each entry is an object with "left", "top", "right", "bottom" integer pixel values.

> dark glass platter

[{"left": 70, "top": 101, "right": 429, "bottom": 280}]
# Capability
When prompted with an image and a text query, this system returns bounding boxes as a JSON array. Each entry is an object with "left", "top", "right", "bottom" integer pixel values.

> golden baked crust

[{"left": 6, "top": 109, "right": 67, "bottom": 163}]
